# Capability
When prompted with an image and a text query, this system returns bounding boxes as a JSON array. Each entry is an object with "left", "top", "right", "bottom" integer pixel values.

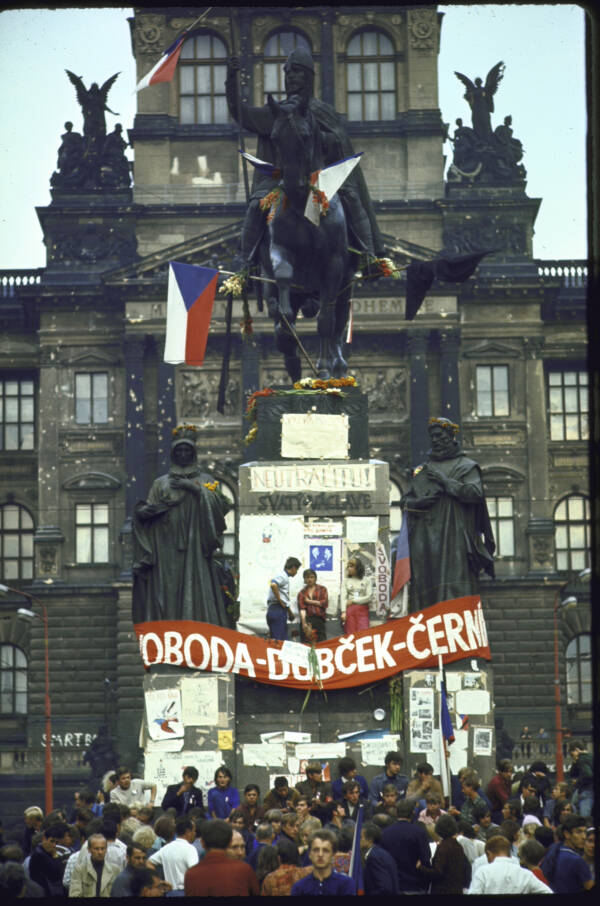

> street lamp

[{"left": 0, "top": 583, "right": 53, "bottom": 814}]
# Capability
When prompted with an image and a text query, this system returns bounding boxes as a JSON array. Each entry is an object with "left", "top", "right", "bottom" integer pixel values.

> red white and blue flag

[
  {"left": 390, "top": 517, "right": 411, "bottom": 600},
  {"left": 164, "top": 261, "right": 218, "bottom": 366},
  {"left": 135, "top": 33, "right": 188, "bottom": 92}
]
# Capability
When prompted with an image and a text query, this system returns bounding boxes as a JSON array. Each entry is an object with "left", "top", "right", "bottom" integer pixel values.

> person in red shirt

[
  {"left": 297, "top": 569, "right": 329, "bottom": 642},
  {"left": 486, "top": 758, "right": 513, "bottom": 824},
  {"left": 184, "top": 820, "right": 259, "bottom": 897}
]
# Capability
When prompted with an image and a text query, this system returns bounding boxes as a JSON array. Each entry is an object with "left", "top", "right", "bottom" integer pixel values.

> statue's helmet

[
  {"left": 284, "top": 47, "right": 315, "bottom": 74},
  {"left": 428, "top": 416, "right": 460, "bottom": 435},
  {"left": 171, "top": 423, "right": 198, "bottom": 451}
]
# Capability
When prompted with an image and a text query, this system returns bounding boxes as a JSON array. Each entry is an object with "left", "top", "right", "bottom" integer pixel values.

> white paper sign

[
  {"left": 180, "top": 675, "right": 219, "bottom": 726},
  {"left": 145, "top": 737, "right": 184, "bottom": 753},
  {"left": 144, "top": 749, "right": 222, "bottom": 803},
  {"left": 145, "top": 688, "right": 184, "bottom": 741},
  {"left": 279, "top": 641, "right": 311, "bottom": 667},
  {"left": 242, "top": 743, "right": 287, "bottom": 767},
  {"left": 295, "top": 743, "right": 346, "bottom": 760},
  {"left": 305, "top": 521, "right": 344, "bottom": 536},
  {"left": 360, "top": 736, "right": 401, "bottom": 766},
  {"left": 455, "top": 690, "right": 490, "bottom": 715},
  {"left": 473, "top": 726, "right": 493, "bottom": 757},
  {"left": 345, "top": 516, "right": 379, "bottom": 543},
  {"left": 281, "top": 413, "right": 349, "bottom": 460}
]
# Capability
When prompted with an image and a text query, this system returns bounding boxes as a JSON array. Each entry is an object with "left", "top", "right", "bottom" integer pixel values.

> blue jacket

[
  {"left": 381, "top": 820, "right": 431, "bottom": 892},
  {"left": 363, "top": 844, "right": 400, "bottom": 895},
  {"left": 369, "top": 770, "right": 409, "bottom": 804}
]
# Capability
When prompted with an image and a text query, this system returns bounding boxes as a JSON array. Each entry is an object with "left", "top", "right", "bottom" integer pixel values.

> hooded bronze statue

[
  {"left": 401, "top": 417, "right": 495, "bottom": 611},
  {"left": 132, "top": 426, "right": 234, "bottom": 626}
]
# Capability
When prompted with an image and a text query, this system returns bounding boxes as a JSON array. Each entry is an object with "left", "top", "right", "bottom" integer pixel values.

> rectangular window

[
  {"left": 75, "top": 373, "right": 108, "bottom": 425},
  {"left": 0, "top": 377, "right": 35, "bottom": 450},
  {"left": 476, "top": 365, "right": 509, "bottom": 417},
  {"left": 486, "top": 496, "right": 515, "bottom": 557},
  {"left": 548, "top": 369, "right": 588, "bottom": 441},
  {"left": 75, "top": 503, "right": 109, "bottom": 563}
]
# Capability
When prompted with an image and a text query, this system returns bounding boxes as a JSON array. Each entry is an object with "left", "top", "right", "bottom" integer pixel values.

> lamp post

[{"left": 0, "top": 583, "right": 53, "bottom": 813}]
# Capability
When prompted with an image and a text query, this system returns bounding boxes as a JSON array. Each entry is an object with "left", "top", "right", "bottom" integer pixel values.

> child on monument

[{"left": 341, "top": 556, "right": 372, "bottom": 634}]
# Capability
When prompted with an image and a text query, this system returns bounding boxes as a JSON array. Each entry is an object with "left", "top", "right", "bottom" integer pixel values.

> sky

[{"left": 0, "top": 4, "right": 587, "bottom": 269}]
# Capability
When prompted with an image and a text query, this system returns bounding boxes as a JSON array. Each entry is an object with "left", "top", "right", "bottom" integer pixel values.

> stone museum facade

[{"left": 0, "top": 6, "right": 590, "bottom": 819}]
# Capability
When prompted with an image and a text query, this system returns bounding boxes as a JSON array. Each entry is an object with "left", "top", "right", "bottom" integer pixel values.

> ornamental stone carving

[
  {"left": 134, "top": 15, "right": 165, "bottom": 55},
  {"left": 48, "top": 224, "right": 137, "bottom": 266},
  {"left": 349, "top": 367, "right": 408, "bottom": 416},
  {"left": 442, "top": 217, "right": 527, "bottom": 256},
  {"left": 180, "top": 370, "right": 240, "bottom": 418},
  {"left": 408, "top": 8, "right": 436, "bottom": 50}
]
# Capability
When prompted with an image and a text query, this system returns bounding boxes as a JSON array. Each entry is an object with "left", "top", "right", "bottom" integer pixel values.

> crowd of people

[{"left": 0, "top": 741, "right": 594, "bottom": 896}]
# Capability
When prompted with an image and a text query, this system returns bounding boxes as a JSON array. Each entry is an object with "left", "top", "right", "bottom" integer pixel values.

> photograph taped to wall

[
  {"left": 473, "top": 726, "right": 493, "bottom": 757},
  {"left": 309, "top": 543, "right": 334, "bottom": 572}
]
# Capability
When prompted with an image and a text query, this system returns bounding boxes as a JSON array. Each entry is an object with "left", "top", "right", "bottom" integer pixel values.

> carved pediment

[
  {"left": 63, "top": 471, "right": 121, "bottom": 491},
  {"left": 463, "top": 339, "right": 520, "bottom": 359},
  {"left": 482, "top": 465, "right": 526, "bottom": 483},
  {"left": 65, "top": 350, "right": 119, "bottom": 367}
]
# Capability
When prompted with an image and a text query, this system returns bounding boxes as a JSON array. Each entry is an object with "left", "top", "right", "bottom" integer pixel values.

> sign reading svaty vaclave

[{"left": 134, "top": 596, "right": 490, "bottom": 690}]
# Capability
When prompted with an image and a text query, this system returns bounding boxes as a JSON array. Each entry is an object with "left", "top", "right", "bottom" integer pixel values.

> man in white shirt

[
  {"left": 468, "top": 835, "right": 552, "bottom": 895},
  {"left": 147, "top": 816, "right": 199, "bottom": 890},
  {"left": 109, "top": 766, "right": 156, "bottom": 807}
]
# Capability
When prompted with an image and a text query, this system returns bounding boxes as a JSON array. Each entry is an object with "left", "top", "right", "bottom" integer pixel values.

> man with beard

[{"left": 401, "top": 417, "right": 495, "bottom": 611}]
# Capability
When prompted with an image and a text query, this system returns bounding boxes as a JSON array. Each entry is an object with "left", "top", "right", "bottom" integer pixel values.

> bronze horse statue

[{"left": 256, "top": 94, "right": 357, "bottom": 382}]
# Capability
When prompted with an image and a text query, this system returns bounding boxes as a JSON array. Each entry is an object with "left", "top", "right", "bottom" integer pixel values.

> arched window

[
  {"left": 0, "top": 504, "right": 34, "bottom": 580},
  {"left": 566, "top": 634, "right": 591, "bottom": 704},
  {"left": 263, "top": 30, "right": 311, "bottom": 102},
  {"left": 554, "top": 495, "right": 590, "bottom": 572},
  {"left": 179, "top": 32, "right": 228, "bottom": 124},
  {"left": 0, "top": 644, "right": 27, "bottom": 715},
  {"left": 346, "top": 30, "right": 396, "bottom": 121}
]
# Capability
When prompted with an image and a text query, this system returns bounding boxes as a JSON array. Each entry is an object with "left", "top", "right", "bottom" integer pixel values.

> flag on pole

[
  {"left": 349, "top": 804, "right": 365, "bottom": 895},
  {"left": 164, "top": 261, "right": 219, "bottom": 366},
  {"left": 390, "top": 517, "right": 410, "bottom": 599},
  {"left": 438, "top": 655, "right": 453, "bottom": 801},
  {"left": 136, "top": 33, "right": 188, "bottom": 92},
  {"left": 441, "top": 679, "right": 455, "bottom": 746}
]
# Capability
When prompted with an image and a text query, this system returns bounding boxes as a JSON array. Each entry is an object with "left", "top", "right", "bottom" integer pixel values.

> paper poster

[
  {"left": 462, "top": 673, "right": 484, "bottom": 689},
  {"left": 299, "top": 759, "right": 332, "bottom": 782},
  {"left": 218, "top": 730, "right": 233, "bottom": 750},
  {"left": 280, "top": 641, "right": 311, "bottom": 667},
  {"left": 309, "top": 543, "right": 334, "bottom": 572},
  {"left": 445, "top": 672, "right": 462, "bottom": 692},
  {"left": 242, "top": 744, "right": 286, "bottom": 767},
  {"left": 345, "top": 516, "right": 379, "bottom": 543},
  {"left": 180, "top": 675, "right": 219, "bottom": 726},
  {"left": 294, "top": 743, "right": 346, "bottom": 760},
  {"left": 281, "top": 413, "right": 349, "bottom": 459},
  {"left": 145, "top": 737, "right": 184, "bottom": 753},
  {"left": 422, "top": 747, "right": 442, "bottom": 775},
  {"left": 260, "top": 730, "right": 311, "bottom": 744},
  {"left": 145, "top": 688, "right": 184, "bottom": 741},
  {"left": 410, "top": 686, "right": 434, "bottom": 753},
  {"left": 473, "top": 726, "right": 493, "bottom": 757},
  {"left": 305, "top": 521, "right": 344, "bottom": 536},
  {"left": 144, "top": 749, "right": 222, "bottom": 803},
  {"left": 360, "top": 736, "right": 401, "bottom": 766},
  {"left": 448, "top": 730, "right": 469, "bottom": 773},
  {"left": 455, "top": 690, "right": 490, "bottom": 715}
]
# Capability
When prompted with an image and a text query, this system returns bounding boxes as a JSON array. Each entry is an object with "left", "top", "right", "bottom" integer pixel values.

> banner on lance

[{"left": 134, "top": 596, "right": 490, "bottom": 691}]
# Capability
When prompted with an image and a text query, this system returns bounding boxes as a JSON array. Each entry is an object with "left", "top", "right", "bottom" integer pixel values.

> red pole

[
  {"left": 41, "top": 600, "right": 54, "bottom": 814},
  {"left": 553, "top": 592, "right": 564, "bottom": 782}
]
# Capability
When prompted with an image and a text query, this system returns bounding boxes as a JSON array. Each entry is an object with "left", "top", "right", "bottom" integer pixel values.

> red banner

[{"left": 134, "top": 596, "right": 490, "bottom": 690}]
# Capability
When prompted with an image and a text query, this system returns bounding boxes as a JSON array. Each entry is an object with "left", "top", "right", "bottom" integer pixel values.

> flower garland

[
  {"left": 301, "top": 627, "right": 327, "bottom": 713},
  {"left": 219, "top": 270, "right": 253, "bottom": 338},
  {"left": 358, "top": 256, "right": 403, "bottom": 280},
  {"left": 172, "top": 423, "right": 198, "bottom": 438},
  {"left": 203, "top": 480, "right": 219, "bottom": 492},
  {"left": 259, "top": 187, "right": 287, "bottom": 224},
  {"left": 243, "top": 378, "right": 357, "bottom": 445}
]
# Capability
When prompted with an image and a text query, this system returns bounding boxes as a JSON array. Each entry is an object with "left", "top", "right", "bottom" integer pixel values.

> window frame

[
  {"left": 345, "top": 28, "right": 397, "bottom": 123},
  {"left": 486, "top": 495, "right": 515, "bottom": 558},
  {"left": 0, "top": 643, "right": 27, "bottom": 716},
  {"left": 565, "top": 633, "right": 592, "bottom": 705},
  {"left": 475, "top": 364, "right": 510, "bottom": 418},
  {"left": 0, "top": 502, "right": 35, "bottom": 581},
  {"left": 178, "top": 30, "right": 229, "bottom": 125},
  {"left": 262, "top": 28, "right": 312, "bottom": 103},
  {"left": 0, "top": 374, "right": 36, "bottom": 451},
  {"left": 547, "top": 366, "right": 588, "bottom": 442},
  {"left": 75, "top": 371, "right": 109, "bottom": 426},
  {"left": 554, "top": 494, "right": 590, "bottom": 573},
  {"left": 75, "top": 502, "right": 110, "bottom": 565}
]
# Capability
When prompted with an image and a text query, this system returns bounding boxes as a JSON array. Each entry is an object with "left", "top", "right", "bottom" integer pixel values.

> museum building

[{"left": 0, "top": 6, "right": 590, "bottom": 821}]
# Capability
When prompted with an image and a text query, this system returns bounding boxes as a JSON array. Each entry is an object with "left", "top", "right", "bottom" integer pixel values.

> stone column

[
  {"left": 156, "top": 338, "right": 176, "bottom": 478},
  {"left": 439, "top": 328, "right": 461, "bottom": 424},
  {"left": 320, "top": 10, "right": 335, "bottom": 106},
  {"left": 408, "top": 329, "right": 430, "bottom": 465},
  {"left": 523, "top": 337, "right": 554, "bottom": 573},
  {"left": 119, "top": 336, "right": 147, "bottom": 581},
  {"left": 33, "top": 347, "right": 64, "bottom": 584}
]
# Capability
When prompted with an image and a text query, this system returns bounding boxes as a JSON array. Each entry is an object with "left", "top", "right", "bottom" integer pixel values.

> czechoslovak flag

[
  {"left": 164, "top": 261, "right": 218, "bottom": 366},
  {"left": 135, "top": 33, "right": 188, "bottom": 92}
]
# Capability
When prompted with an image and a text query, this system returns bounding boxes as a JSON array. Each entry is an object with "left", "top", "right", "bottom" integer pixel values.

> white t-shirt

[
  {"left": 110, "top": 779, "right": 154, "bottom": 806},
  {"left": 467, "top": 856, "right": 552, "bottom": 895},
  {"left": 148, "top": 837, "right": 199, "bottom": 889}
]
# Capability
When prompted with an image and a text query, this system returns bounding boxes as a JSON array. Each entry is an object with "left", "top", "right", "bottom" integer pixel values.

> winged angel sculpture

[
  {"left": 454, "top": 61, "right": 504, "bottom": 139},
  {"left": 65, "top": 71, "right": 120, "bottom": 144}
]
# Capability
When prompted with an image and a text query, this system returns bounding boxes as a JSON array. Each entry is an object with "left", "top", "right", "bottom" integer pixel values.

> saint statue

[
  {"left": 132, "top": 425, "right": 234, "bottom": 626},
  {"left": 401, "top": 417, "right": 495, "bottom": 611}
]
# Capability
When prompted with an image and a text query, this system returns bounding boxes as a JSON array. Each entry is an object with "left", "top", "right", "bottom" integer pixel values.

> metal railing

[
  {"left": 0, "top": 269, "right": 43, "bottom": 298},
  {"left": 536, "top": 260, "right": 588, "bottom": 288},
  {"left": 510, "top": 734, "right": 593, "bottom": 773}
]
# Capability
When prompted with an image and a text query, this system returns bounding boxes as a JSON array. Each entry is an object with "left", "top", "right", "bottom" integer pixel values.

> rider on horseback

[{"left": 225, "top": 47, "right": 384, "bottom": 266}]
